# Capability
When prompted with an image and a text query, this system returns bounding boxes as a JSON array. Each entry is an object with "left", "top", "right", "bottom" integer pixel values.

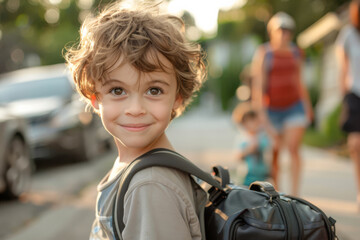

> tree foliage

[
  {"left": 0, "top": 0, "right": 350, "bottom": 109},
  {"left": 0, "top": 0, "right": 112, "bottom": 73}
]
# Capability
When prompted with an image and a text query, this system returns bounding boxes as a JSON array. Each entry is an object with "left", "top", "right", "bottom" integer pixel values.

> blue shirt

[{"left": 237, "top": 131, "right": 270, "bottom": 186}]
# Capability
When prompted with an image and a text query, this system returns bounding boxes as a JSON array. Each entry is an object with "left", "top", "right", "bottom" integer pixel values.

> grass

[
  {"left": 303, "top": 128, "right": 349, "bottom": 158},
  {"left": 303, "top": 128, "right": 340, "bottom": 148}
]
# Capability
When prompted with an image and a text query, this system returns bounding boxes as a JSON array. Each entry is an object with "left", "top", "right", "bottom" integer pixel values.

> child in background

[
  {"left": 232, "top": 102, "right": 271, "bottom": 186},
  {"left": 65, "top": 2, "right": 207, "bottom": 240}
]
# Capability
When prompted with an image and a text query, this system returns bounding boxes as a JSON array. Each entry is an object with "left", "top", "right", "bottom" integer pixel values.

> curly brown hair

[{"left": 64, "top": 2, "right": 207, "bottom": 117}]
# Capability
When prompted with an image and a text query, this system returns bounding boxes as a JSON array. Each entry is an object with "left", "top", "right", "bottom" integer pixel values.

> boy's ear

[
  {"left": 173, "top": 94, "right": 183, "bottom": 110},
  {"left": 91, "top": 94, "right": 99, "bottom": 110}
]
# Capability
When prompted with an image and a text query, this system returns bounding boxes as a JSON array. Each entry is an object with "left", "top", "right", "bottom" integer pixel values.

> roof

[
  {"left": 296, "top": 5, "right": 349, "bottom": 48},
  {"left": 297, "top": 13, "right": 342, "bottom": 48}
]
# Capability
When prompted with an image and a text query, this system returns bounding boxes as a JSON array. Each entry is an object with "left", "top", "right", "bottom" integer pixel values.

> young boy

[
  {"left": 232, "top": 102, "right": 271, "bottom": 186},
  {"left": 65, "top": 2, "right": 207, "bottom": 240}
]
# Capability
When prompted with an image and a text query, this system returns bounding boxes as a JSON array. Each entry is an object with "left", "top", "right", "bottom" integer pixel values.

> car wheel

[{"left": 3, "top": 136, "right": 32, "bottom": 198}]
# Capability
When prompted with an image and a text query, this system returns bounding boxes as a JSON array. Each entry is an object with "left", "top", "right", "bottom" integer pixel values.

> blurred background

[
  {"left": 0, "top": 0, "right": 351, "bottom": 148},
  {"left": 0, "top": 0, "right": 359, "bottom": 239}
]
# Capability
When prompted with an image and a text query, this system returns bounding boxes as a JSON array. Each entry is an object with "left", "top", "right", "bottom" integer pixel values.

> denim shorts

[{"left": 267, "top": 101, "right": 308, "bottom": 133}]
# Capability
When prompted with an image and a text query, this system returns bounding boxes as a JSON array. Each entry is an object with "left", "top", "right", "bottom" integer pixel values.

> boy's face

[
  {"left": 92, "top": 53, "right": 182, "bottom": 154},
  {"left": 242, "top": 117, "right": 260, "bottom": 134}
]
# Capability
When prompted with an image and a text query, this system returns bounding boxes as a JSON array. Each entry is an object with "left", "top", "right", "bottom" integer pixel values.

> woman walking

[{"left": 251, "top": 12, "right": 313, "bottom": 196}]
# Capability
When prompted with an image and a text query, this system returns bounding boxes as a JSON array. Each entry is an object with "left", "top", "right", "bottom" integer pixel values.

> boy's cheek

[{"left": 99, "top": 104, "right": 119, "bottom": 119}]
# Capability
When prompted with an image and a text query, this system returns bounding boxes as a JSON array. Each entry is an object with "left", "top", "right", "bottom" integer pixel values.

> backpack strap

[
  {"left": 290, "top": 43, "right": 302, "bottom": 60},
  {"left": 212, "top": 165, "right": 230, "bottom": 188},
  {"left": 112, "top": 148, "right": 223, "bottom": 239},
  {"left": 264, "top": 42, "right": 302, "bottom": 71},
  {"left": 262, "top": 42, "right": 303, "bottom": 95},
  {"left": 249, "top": 181, "right": 279, "bottom": 202},
  {"left": 263, "top": 42, "right": 274, "bottom": 75},
  {"left": 262, "top": 42, "right": 273, "bottom": 95}
]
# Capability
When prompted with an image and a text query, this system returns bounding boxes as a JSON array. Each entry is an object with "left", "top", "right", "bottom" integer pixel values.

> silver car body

[
  {"left": 0, "top": 107, "right": 30, "bottom": 193},
  {"left": 0, "top": 64, "right": 111, "bottom": 162}
]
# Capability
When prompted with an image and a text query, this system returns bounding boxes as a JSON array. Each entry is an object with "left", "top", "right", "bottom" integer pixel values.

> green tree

[{"left": 0, "top": 0, "right": 112, "bottom": 73}]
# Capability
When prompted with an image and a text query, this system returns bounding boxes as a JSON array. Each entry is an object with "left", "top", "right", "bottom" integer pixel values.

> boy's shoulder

[{"left": 127, "top": 165, "right": 195, "bottom": 196}]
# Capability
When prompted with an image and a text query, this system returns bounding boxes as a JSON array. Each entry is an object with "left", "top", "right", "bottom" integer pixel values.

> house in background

[{"left": 297, "top": 4, "right": 349, "bottom": 129}]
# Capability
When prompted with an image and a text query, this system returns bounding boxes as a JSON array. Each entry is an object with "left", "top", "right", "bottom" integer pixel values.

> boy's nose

[{"left": 125, "top": 96, "right": 146, "bottom": 116}]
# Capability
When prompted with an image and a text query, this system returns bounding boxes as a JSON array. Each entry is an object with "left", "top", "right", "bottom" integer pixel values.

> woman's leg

[
  {"left": 271, "top": 141, "right": 281, "bottom": 190},
  {"left": 347, "top": 133, "right": 360, "bottom": 210},
  {"left": 266, "top": 109, "right": 283, "bottom": 190},
  {"left": 284, "top": 126, "right": 305, "bottom": 196}
]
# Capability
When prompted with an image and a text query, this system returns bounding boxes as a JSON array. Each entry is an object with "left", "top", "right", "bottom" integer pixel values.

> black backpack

[{"left": 112, "top": 148, "right": 338, "bottom": 240}]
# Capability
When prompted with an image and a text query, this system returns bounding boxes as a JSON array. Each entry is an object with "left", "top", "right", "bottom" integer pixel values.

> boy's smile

[
  {"left": 92, "top": 52, "right": 182, "bottom": 160},
  {"left": 120, "top": 123, "right": 152, "bottom": 132}
]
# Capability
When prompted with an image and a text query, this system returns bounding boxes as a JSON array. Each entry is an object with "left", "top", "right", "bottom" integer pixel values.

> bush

[
  {"left": 304, "top": 103, "right": 346, "bottom": 148},
  {"left": 322, "top": 103, "right": 345, "bottom": 143}
]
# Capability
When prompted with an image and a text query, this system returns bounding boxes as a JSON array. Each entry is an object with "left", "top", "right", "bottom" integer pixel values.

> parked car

[
  {"left": 0, "top": 106, "right": 32, "bottom": 198},
  {"left": 0, "top": 64, "right": 112, "bottom": 163}
]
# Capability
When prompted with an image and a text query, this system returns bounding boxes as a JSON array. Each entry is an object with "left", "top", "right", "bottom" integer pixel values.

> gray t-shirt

[
  {"left": 336, "top": 24, "right": 360, "bottom": 97},
  {"left": 89, "top": 157, "right": 207, "bottom": 240}
]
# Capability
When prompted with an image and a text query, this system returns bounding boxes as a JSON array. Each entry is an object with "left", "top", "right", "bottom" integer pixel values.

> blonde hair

[
  {"left": 64, "top": 2, "right": 206, "bottom": 117},
  {"left": 232, "top": 102, "right": 257, "bottom": 125}
]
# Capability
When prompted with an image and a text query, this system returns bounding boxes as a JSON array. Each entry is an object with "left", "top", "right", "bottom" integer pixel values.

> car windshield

[{"left": 0, "top": 77, "right": 73, "bottom": 104}]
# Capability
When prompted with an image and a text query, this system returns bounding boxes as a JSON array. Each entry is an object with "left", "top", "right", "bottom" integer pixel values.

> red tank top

[{"left": 264, "top": 44, "right": 302, "bottom": 109}]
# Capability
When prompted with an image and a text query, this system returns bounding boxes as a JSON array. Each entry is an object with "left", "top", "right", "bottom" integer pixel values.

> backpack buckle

[{"left": 208, "top": 187, "right": 229, "bottom": 206}]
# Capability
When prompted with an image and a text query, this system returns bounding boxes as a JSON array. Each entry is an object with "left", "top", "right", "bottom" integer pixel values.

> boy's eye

[
  {"left": 147, "top": 87, "right": 163, "bottom": 96},
  {"left": 110, "top": 87, "right": 125, "bottom": 96}
]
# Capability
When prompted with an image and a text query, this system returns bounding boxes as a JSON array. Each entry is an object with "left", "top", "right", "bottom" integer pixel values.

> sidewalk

[
  {"left": 295, "top": 147, "right": 359, "bottom": 240},
  {"left": 167, "top": 107, "right": 360, "bottom": 240}
]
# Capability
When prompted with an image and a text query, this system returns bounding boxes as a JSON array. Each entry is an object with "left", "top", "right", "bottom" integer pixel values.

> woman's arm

[
  {"left": 336, "top": 43, "right": 349, "bottom": 96},
  {"left": 297, "top": 59, "right": 314, "bottom": 122},
  {"left": 251, "top": 46, "right": 279, "bottom": 142},
  {"left": 251, "top": 46, "right": 266, "bottom": 113}
]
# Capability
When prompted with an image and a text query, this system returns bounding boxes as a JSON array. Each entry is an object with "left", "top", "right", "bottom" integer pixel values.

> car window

[{"left": 0, "top": 77, "right": 73, "bottom": 104}]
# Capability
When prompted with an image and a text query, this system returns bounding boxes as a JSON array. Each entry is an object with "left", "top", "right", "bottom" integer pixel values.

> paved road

[
  {"left": 2, "top": 106, "right": 359, "bottom": 239},
  {"left": 0, "top": 152, "right": 115, "bottom": 240}
]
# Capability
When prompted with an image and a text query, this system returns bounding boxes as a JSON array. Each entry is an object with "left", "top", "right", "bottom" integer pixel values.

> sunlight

[{"left": 167, "top": 0, "right": 247, "bottom": 36}]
